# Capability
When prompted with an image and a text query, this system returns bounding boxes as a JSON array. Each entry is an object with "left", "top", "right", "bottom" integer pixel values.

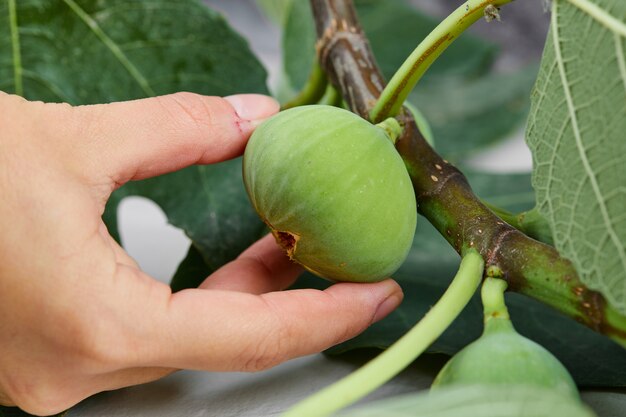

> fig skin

[
  {"left": 243, "top": 105, "right": 417, "bottom": 282},
  {"left": 431, "top": 315, "right": 580, "bottom": 400}
]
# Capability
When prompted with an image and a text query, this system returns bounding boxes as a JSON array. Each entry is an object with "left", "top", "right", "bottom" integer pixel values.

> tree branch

[{"left": 310, "top": 0, "right": 626, "bottom": 346}]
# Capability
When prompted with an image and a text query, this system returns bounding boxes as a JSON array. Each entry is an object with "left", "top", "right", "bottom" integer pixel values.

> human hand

[{"left": 0, "top": 91, "right": 403, "bottom": 415}]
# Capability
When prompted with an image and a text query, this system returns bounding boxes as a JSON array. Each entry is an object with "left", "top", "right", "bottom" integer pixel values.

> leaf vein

[
  {"left": 553, "top": 0, "right": 626, "bottom": 281},
  {"left": 61, "top": 0, "right": 155, "bottom": 97},
  {"left": 567, "top": 0, "right": 626, "bottom": 37},
  {"left": 615, "top": 32, "right": 626, "bottom": 93}
]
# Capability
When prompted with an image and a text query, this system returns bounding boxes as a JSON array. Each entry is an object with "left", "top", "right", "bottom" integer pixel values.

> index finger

[{"left": 61, "top": 93, "right": 279, "bottom": 187}]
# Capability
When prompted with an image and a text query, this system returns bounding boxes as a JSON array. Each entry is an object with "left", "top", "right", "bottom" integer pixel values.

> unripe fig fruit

[
  {"left": 243, "top": 105, "right": 417, "bottom": 282},
  {"left": 432, "top": 279, "right": 579, "bottom": 400},
  {"left": 432, "top": 319, "right": 579, "bottom": 399}
]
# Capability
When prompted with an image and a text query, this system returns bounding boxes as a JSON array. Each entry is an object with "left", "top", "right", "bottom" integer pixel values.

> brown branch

[{"left": 310, "top": 0, "right": 626, "bottom": 345}]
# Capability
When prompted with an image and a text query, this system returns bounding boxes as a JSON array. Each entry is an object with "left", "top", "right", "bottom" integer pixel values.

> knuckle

[
  {"left": 240, "top": 255, "right": 274, "bottom": 280},
  {"left": 156, "top": 92, "right": 243, "bottom": 163},
  {"left": 159, "top": 92, "right": 226, "bottom": 133},
  {"left": 242, "top": 328, "right": 285, "bottom": 372},
  {"left": 238, "top": 299, "right": 291, "bottom": 372}
]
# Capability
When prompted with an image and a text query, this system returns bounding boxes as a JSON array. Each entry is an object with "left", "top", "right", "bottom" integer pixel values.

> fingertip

[
  {"left": 224, "top": 94, "right": 279, "bottom": 126},
  {"left": 327, "top": 278, "right": 403, "bottom": 302},
  {"left": 373, "top": 285, "right": 403, "bottom": 322},
  {"left": 326, "top": 278, "right": 403, "bottom": 323}
]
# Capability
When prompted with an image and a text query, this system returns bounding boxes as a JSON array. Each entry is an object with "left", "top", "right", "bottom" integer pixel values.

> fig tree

[{"left": 243, "top": 105, "right": 416, "bottom": 282}]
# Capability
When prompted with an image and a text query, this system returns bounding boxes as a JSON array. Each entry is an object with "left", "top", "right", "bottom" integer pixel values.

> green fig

[
  {"left": 243, "top": 105, "right": 416, "bottom": 282},
  {"left": 432, "top": 278, "right": 579, "bottom": 400}
]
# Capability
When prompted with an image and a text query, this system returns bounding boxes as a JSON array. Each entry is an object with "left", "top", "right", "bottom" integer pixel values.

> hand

[{"left": 0, "top": 91, "right": 403, "bottom": 415}]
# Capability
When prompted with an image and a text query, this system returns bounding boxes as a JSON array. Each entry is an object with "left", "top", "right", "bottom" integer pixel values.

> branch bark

[{"left": 310, "top": 0, "right": 626, "bottom": 345}]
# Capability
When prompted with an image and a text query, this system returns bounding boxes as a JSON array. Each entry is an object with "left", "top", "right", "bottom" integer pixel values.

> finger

[
  {"left": 140, "top": 279, "right": 403, "bottom": 372},
  {"left": 200, "top": 234, "right": 303, "bottom": 294},
  {"left": 64, "top": 92, "right": 278, "bottom": 186}
]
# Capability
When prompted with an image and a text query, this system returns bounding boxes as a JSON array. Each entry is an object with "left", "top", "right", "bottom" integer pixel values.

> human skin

[{"left": 0, "top": 91, "right": 403, "bottom": 415}]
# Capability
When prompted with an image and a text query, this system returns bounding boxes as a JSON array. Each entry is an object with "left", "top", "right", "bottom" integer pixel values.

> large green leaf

[
  {"left": 170, "top": 243, "right": 212, "bottom": 292},
  {"left": 526, "top": 0, "right": 626, "bottom": 315},
  {"left": 0, "top": 0, "right": 267, "bottom": 101},
  {"left": 0, "top": 0, "right": 270, "bottom": 280},
  {"left": 338, "top": 385, "right": 596, "bottom": 417},
  {"left": 315, "top": 171, "right": 626, "bottom": 387}
]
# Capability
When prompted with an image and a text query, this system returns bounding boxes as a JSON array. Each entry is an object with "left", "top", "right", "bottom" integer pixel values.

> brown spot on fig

[{"left": 272, "top": 230, "right": 300, "bottom": 260}]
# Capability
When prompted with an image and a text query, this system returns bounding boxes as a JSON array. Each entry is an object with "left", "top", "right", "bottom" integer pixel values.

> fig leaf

[{"left": 525, "top": 0, "right": 626, "bottom": 315}]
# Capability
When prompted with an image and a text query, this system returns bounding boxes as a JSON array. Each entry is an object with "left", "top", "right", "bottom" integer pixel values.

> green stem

[
  {"left": 481, "top": 277, "right": 510, "bottom": 323},
  {"left": 282, "top": 62, "right": 328, "bottom": 110},
  {"left": 482, "top": 201, "right": 521, "bottom": 230},
  {"left": 370, "top": 0, "right": 513, "bottom": 123},
  {"left": 281, "top": 250, "right": 484, "bottom": 417},
  {"left": 376, "top": 117, "right": 403, "bottom": 144},
  {"left": 482, "top": 202, "right": 554, "bottom": 245},
  {"left": 517, "top": 207, "right": 554, "bottom": 245},
  {"left": 8, "top": 0, "right": 23, "bottom": 96},
  {"left": 321, "top": 84, "right": 344, "bottom": 107}
]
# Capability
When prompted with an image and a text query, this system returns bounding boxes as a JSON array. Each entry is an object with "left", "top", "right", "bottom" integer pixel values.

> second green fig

[{"left": 432, "top": 278, "right": 579, "bottom": 401}]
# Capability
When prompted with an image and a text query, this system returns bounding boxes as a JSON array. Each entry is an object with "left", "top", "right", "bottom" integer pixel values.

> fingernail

[
  {"left": 224, "top": 94, "right": 279, "bottom": 123},
  {"left": 373, "top": 292, "right": 403, "bottom": 323}
]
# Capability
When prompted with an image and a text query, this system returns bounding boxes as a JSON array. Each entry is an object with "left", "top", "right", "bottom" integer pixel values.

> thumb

[{"left": 66, "top": 92, "right": 278, "bottom": 186}]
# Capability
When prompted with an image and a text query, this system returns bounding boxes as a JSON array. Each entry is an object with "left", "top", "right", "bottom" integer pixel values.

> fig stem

[
  {"left": 481, "top": 277, "right": 510, "bottom": 323},
  {"left": 369, "top": 0, "right": 514, "bottom": 123},
  {"left": 481, "top": 278, "right": 516, "bottom": 336},
  {"left": 375, "top": 117, "right": 403, "bottom": 144},
  {"left": 281, "top": 61, "right": 328, "bottom": 110},
  {"left": 280, "top": 249, "right": 484, "bottom": 417}
]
